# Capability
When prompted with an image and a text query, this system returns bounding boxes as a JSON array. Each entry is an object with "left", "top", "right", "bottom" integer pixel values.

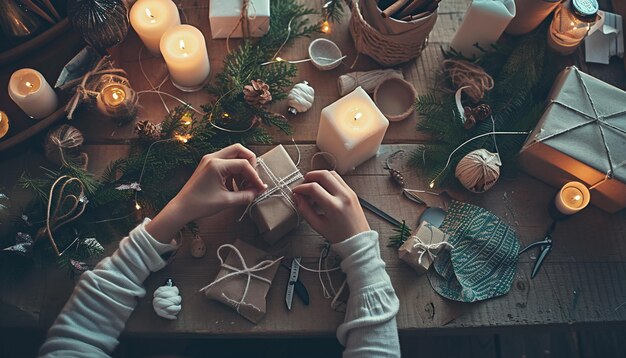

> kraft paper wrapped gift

[
  {"left": 518, "top": 66, "right": 626, "bottom": 213},
  {"left": 209, "top": 0, "right": 270, "bottom": 39},
  {"left": 249, "top": 145, "right": 304, "bottom": 245},
  {"left": 399, "top": 221, "right": 452, "bottom": 275},
  {"left": 201, "top": 239, "right": 281, "bottom": 324}
]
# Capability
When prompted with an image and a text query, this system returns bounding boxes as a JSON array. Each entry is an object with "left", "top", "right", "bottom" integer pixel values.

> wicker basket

[{"left": 348, "top": 0, "right": 437, "bottom": 66}]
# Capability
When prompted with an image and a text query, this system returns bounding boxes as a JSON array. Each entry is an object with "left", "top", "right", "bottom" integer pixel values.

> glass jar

[{"left": 548, "top": 0, "right": 599, "bottom": 55}]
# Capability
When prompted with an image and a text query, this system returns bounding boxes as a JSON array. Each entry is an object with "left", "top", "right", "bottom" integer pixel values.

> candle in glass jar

[
  {"left": 316, "top": 87, "right": 389, "bottom": 174},
  {"left": 554, "top": 181, "right": 590, "bottom": 215},
  {"left": 0, "top": 111, "right": 9, "bottom": 139},
  {"left": 130, "top": 0, "right": 180, "bottom": 54},
  {"left": 160, "top": 24, "right": 211, "bottom": 92},
  {"left": 96, "top": 80, "right": 137, "bottom": 119},
  {"left": 547, "top": 0, "right": 598, "bottom": 55},
  {"left": 8, "top": 69, "right": 58, "bottom": 119}
]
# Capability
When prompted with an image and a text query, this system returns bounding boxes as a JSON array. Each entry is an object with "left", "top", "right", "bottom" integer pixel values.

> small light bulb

[
  {"left": 275, "top": 57, "right": 284, "bottom": 62},
  {"left": 135, "top": 202, "right": 141, "bottom": 210},
  {"left": 321, "top": 21, "right": 331, "bottom": 33},
  {"left": 429, "top": 181, "right": 435, "bottom": 189}
]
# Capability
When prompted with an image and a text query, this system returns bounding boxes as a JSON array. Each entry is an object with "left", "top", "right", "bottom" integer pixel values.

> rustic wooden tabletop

[{"left": 1, "top": 0, "right": 625, "bottom": 338}]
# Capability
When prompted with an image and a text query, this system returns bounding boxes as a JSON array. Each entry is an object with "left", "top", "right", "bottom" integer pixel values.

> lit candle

[
  {"left": 317, "top": 87, "right": 389, "bottom": 174},
  {"left": 0, "top": 111, "right": 9, "bottom": 139},
  {"left": 554, "top": 181, "right": 590, "bottom": 215},
  {"left": 547, "top": 0, "right": 598, "bottom": 55},
  {"left": 160, "top": 24, "right": 211, "bottom": 92},
  {"left": 95, "top": 76, "right": 138, "bottom": 119},
  {"left": 8, "top": 69, "right": 58, "bottom": 120},
  {"left": 130, "top": 0, "right": 180, "bottom": 54}
]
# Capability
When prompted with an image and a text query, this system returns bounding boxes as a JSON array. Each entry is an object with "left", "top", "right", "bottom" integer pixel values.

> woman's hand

[
  {"left": 146, "top": 144, "right": 266, "bottom": 243},
  {"left": 293, "top": 170, "right": 370, "bottom": 244}
]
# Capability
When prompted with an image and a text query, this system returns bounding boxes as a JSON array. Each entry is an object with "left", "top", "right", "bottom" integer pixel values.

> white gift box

[{"left": 209, "top": 0, "right": 270, "bottom": 39}]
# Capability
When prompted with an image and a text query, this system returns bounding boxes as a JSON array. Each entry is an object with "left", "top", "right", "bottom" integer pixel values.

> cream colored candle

[
  {"left": 160, "top": 24, "right": 211, "bottom": 92},
  {"left": 130, "top": 0, "right": 180, "bottom": 54},
  {"left": 316, "top": 87, "right": 389, "bottom": 174},
  {"left": 555, "top": 181, "right": 590, "bottom": 215},
  {"left": 8, "top": 69, "right": 58, "bottom": 119}
]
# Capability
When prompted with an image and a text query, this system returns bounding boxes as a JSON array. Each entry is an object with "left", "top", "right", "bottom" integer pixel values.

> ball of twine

[
  {"left": 443, "top": 59, "right": 494, "bottom": 102},
  {"left": 455, "top": 149, "right": 501, "bottom": 193},
  {"left": 45, "top": 125, "right": 86, "bottom": 167}
]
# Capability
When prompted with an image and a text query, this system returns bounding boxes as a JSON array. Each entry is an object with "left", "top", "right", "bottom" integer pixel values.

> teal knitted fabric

[{"left": 428, "top": 201, "right": 520, "bottom": 302}]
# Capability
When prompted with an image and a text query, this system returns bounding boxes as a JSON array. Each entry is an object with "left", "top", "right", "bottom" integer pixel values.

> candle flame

[
  {"left": 145, "top": 8, "right": 156, "bottom": 23},
  {"left": 25, "top": 81, "right": 33, "bottom": 88},
  {"left": 112, "top": 92, "right": 120, "bottom": 101},
  {"left": 573, "top": 194, "right": 581, "bottom": 202},
  {"left": 354, "top": 112, "right": 362, "bottom": 121},
  {"left": 179, "top": 40, "right": 186, "bottom": 50}
]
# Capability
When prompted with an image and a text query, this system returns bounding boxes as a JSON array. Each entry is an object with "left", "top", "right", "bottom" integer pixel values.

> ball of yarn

[
  {"left": 45, "top": 125, "right": 85, "bottom": 166},
  {"left": 153, "top": 279, "right": 182, "bottom": 320},
  {"left": 455, "top": 149, "right": 501, "bottom": 193},
  {"left": 287, "top": 81, "right": 315, "bottom": 115}
]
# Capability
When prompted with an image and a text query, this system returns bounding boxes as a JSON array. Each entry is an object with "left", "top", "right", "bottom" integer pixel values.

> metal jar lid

[{"left": 570, "top": 0, "right": 599, "bottom": 22}]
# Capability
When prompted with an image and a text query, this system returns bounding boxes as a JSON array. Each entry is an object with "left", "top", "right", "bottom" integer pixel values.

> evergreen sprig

[{"left": 413, "top": 24, "right": 559, "bottom": 187}]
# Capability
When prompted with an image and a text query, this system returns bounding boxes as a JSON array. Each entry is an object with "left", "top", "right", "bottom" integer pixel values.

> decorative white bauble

[
  {"left": 287, "top": 81, "right": 315, "bottom": 115},
  {"left": 153, "top": 279, "right": 182, "bottom": 320},
  {"left": 455, "top": 149, "right": 501, "bottom": 193}
]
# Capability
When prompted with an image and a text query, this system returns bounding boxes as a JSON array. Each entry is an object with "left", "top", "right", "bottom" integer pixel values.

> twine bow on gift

[
  {"left": 226, "top": 0, "right": 257, "bottom": 53},
  {"left": 411, "top": 231, "right": 455, "bottom": 265},
  {"left": 199, "top": 244, "right": 283, "bottom": 313},
  {"left": 62, "top": 56, "right": 129, "bottom": 119}
]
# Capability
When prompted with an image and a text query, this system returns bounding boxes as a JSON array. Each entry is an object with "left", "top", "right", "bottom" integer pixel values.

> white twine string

[
  {"left": 412, "top": 238, "right": 454, "bottom": 265},
  {"left": 199, "top": 244, "right": 283, "bottom": 313}
]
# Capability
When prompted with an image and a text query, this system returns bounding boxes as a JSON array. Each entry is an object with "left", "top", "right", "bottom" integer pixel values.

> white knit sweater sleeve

[
  {"left": 38, "top": 218, "right": 177, "bottom": 358},
  {"left": 332, "top": 231, "right": 401, "bottom": 358}
]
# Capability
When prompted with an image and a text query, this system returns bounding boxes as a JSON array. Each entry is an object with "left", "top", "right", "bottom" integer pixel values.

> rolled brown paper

[
  {"left": 382, "top": 0, "right": 410, "bottom": 18},
  {"left": 505, "top": 0, "right": 561, "bottom": 36},
  {"left": 395, "top": 0, "right": 432, "bottom": 19}
]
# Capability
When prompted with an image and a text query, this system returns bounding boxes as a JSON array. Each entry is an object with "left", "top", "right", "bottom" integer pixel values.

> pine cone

[
  {"left": 135, "top": 120, "right": 162, "bottom": 140},
  {"left": 243, "top": 79, "right": 272, "bottom": 108},
  {"left": 463, "top": 104, "right": 492, "bottom": 130}
]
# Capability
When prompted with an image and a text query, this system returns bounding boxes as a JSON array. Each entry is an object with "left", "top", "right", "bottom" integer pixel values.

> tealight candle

[
  {"left": 8, "top": 69, "right": 58, "bottom": 119},
  {"left": 130, "top": 0, "right": 180, "bottom": 54},
  {"left": 0, "top": 111, "right": 9, "bottom": 139},
  {"left": 95, "top": 75, "right": 138, "bottom": 120},
  {"left": 316, "top": 87, "right": 389, "bottom": 174},
  {"left": 160, "top": 24, "right": 211, "bottom": 92},
  {"left": 554, "top": 181, "right": 590, "bottom": 215}
]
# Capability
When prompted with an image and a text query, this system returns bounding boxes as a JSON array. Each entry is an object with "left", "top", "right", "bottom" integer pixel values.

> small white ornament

[
  {"left": 287, "top": 81, "right": 315, "bottom": 115},
  {"left": 153, "top": 279, "right": 182, "bottom": 320},
  {"left": 455, "top": 149, "right": 501, "bottom": 193}
]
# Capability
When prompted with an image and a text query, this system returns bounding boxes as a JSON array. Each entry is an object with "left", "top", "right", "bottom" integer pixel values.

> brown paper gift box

[
  {"left": 249, "top": 145, "right": 304, "bottom": 244},
  {"left": 203, "top": 239, "right": 280, "bottom": 324},
  {"left": 518, "top": 66, "right": 626, "bottom": 213},
  {"left": 399, "top": 221, "right": 450, "bottom": 275}
]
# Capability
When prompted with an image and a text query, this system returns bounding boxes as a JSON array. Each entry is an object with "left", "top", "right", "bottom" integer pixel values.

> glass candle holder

[
  {"left": 547, "top": 0, "right": 598, "bottom": 55},
  {"left": 95, "top": 74, "right": 138, "bottom": 123}
]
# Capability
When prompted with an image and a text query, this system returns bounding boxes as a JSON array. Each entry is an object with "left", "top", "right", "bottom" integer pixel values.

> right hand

[{"left": 293, "top": 170, "right": 370, "bottom": 244}]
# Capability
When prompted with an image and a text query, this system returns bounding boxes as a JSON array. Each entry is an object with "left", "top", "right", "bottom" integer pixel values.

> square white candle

[{"left": 316, "top": 87, "right": 389, "bottom": 174}]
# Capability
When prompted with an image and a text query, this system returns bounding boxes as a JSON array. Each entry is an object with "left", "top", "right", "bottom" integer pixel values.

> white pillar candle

[
  {"left": 554, "top": 181, "right": 590, "bottom": 215},
  {"left": 450, "top": 0, "right": 516, "bottom": 58},
  {"left": 130, "top": 0, "right": 180, "bottom": 54},
  {"left": 8, "top": 69, "right": 58, "bottom": 120},
  {"left": 316, "top": 87, "right": 389, "bottom": 174},
  {"left": 160, "top": 24, "right": 211, "bottom": 92}
]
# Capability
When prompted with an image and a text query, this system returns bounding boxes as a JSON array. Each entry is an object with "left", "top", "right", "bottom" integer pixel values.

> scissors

[
  {"left": 283, "top": 257, "right": 309, "bottom": 310},
  {"left": 518, "top": 221, "right": 557, "bottom": 279}
]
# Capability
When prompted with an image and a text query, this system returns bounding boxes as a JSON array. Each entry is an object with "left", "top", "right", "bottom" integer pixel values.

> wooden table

[{"left": 2, "top": 0, "right": 626, "bottom": 339}]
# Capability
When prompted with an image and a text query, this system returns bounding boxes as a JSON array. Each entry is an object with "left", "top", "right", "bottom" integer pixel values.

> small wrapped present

[
  {"left": 519, "top": 66, "right": 626, "bottom": 213},
  {"left": 209, "top": 0, "right": 270, "bottom": 39},
  {"left": 398, "top": 221, "right": 453, "bottom": 275},
  {"left": 200, "top": 239, "right": 282, "bottom": 324},
  {"left": 247, "top": 145, "right": 304, "bottom": 245}
]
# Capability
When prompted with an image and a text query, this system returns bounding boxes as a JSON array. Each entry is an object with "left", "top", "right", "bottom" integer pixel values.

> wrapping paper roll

[
  {"left": 450, "top": 0, "right": 516, "bottom": 58},
  {"left": 506, "top": 0, "right": 561, "bottom": 35}
]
